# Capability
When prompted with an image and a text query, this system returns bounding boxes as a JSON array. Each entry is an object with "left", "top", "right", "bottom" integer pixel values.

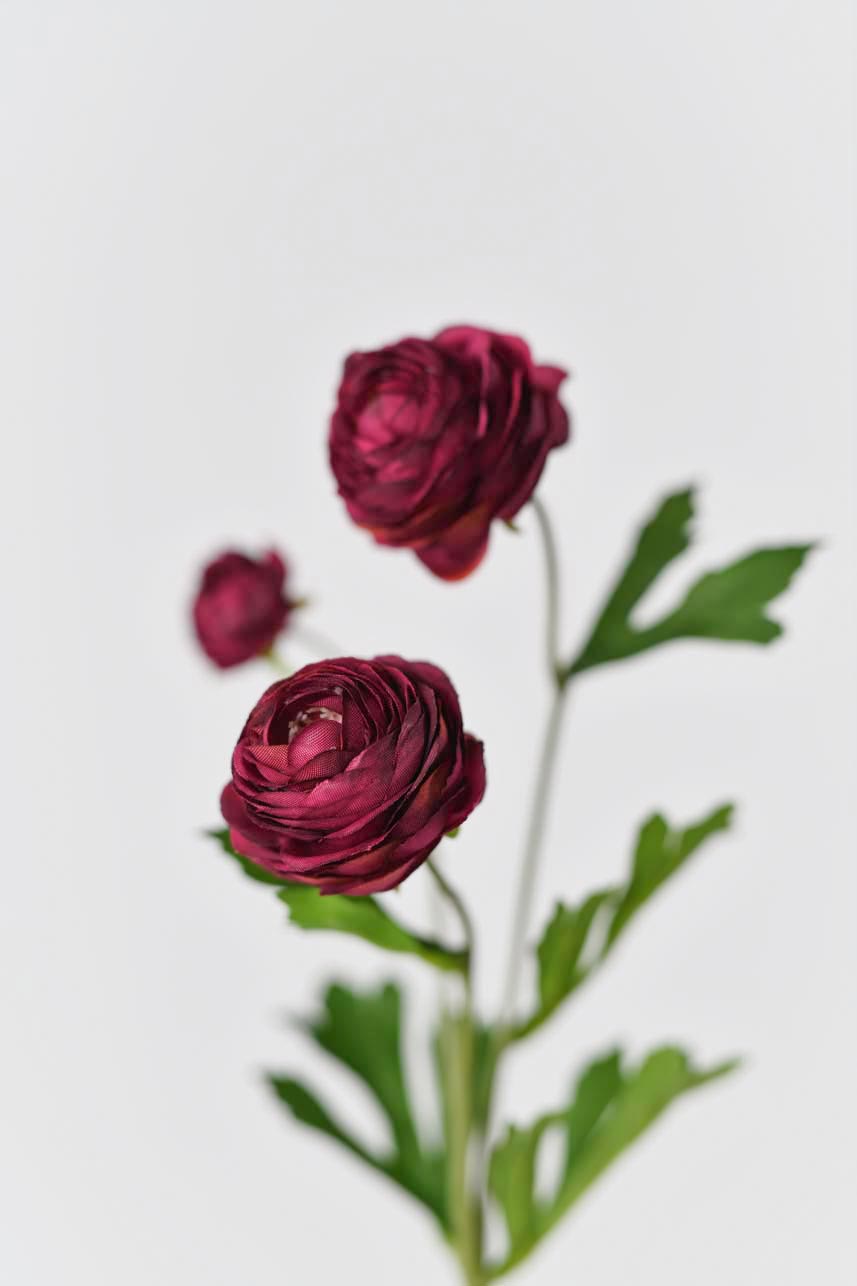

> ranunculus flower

[
  {"left": 220, "top": 656, "right": 486, "bottom": 894},
  {"left": 192, "top": 549, "right": 293, "bottom": 668},
  {"left": 329, "top": 325, "right": 570, "bottom": 579}
]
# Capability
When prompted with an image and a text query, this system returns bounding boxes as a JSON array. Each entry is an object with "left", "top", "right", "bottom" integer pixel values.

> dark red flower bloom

[
  {"left": 329, "top": 325, "right": 570, "bottom": 579},
  {"left": 192, "top": 549, "right": 292, "bottom": 668},
  {"left": 220, "top": 656, "right": 486, "bottom": 894}
]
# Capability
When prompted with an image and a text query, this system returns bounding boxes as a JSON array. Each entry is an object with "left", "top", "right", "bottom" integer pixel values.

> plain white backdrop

[{"left": 2, "top": 2, "right": 855, "bottom": 1283}]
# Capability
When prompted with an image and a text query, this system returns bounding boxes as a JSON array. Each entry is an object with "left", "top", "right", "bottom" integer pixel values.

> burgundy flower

[
  {"left": 329, "top": 325, "right": 570, "bottom": 579},
  {"left": 220, "top": 656, "right": 485, "bottom": 894},
  {"left": 193, "top": 549, "right": 292, "bottom": 668}
]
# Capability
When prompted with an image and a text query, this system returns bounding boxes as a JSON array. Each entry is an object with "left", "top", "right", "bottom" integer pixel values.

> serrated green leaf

[
  {"left": 269, "top": 1076, "right": 378, "bottom": 1169},
  {"left": 207, "top": 829, "right": 466, "bottom": 974},
  {"left": 657, "top": 545, "right": 812, "bottom": 643},
  {"left": 308, "top": 983, "right": 421, "bottom": 1162},
  {"left": 566, "top": 487, "right": 813, "bottom": 677},
  {"left": 516, "top": 804, "right": 733, "bottom": 1040},
  {"left": 488, "top": 1046, "right": 738, "bottom": 1276},
  {"left": 533, "top": 892, "right": 614, "bottom": 1023},
  {"left": 606, "top": 802, "right": 733, "bottom": 946},
  {"left": 269, "top": 982, "right": 447, "bottom": 1226}
]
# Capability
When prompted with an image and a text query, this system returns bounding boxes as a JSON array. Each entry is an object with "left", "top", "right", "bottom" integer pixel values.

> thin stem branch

[
  {"left": 291, "top": 619, "right": 346, "bottom": 659},
  {"left": 427, "top": 856, "right": 476, "bottom": 955},
  {"left": 532, "top": 496, "right": 563, "bottom": 683},
  {"left": 465, "top": 497, "right": 571, "bottom": 1271},
  {"left": 428, "top": 857, "right": 484, "bottom": 1282},
  {"left": 261, "top": 645, "right": 290, "bottom": 676},
  {"left": 498, "top": 498, "right": 570, "bottom": 1027},
  {"left": 436, "top": 497, "right": 569, "bottom": 1286},
  {"left": 498, "top": 683, "right": 569, "bottom": 1027},
  {"left": 427, "top": 855, "right": 476, "bottom": 1008}
]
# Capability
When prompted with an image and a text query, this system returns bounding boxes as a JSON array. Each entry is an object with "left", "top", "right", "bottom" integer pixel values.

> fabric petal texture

[
  {"left": 329, "top": 324, "right": 570, "bottom": 579},
  {"left": 221, "top": 656, "right": 485, "bottom": 892},
  {"left": 192, "top": 548, "right": 292, "bottom": 667}
]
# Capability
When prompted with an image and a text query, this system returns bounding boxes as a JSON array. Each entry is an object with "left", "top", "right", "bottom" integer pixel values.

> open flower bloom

[
  {"left": 221, "top": 656, "right": 485, "bottom": 893},
  {"left": 329, "top": 325, "right": 570, "bottom": 579},
  {"left": 192, "top": 549, "right": 292, "bottom": 668}
]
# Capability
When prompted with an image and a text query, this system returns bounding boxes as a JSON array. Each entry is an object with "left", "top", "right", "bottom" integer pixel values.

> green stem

[
  {"left": 291, "top": 619, "right": 345, "bottom": 659},
  {"left": 499, "top": 498, "right": 570, "bottom": 1027},
  {"left": 442, "top": 1011, "right": 484, "bottom": 1284},
  {"left": 435, "top": 498, "right": 569, "bottom": 1285},
  {"left": 261, "top": 645, "right": 290, "bottom": 675},
  {"left": 427, "top": 857, "right": 476, "bottom": 1003},
  {"left": 429, "top": 857, "right": 484, "bottom": 1283},
  {"left": 476, "top": 499, "right": 571, "bottom": 1237},
  {"left": 498, "top": 680, "right": 569, "bottom": 1027},
  {"left": 532, "top": 496, "right": 563, "bottom": 683}
]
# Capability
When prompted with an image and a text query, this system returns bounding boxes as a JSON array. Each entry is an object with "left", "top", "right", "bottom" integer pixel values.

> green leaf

[
  {"left": 488, "top": 1046, "right": 738, "bottom": 1276},
  {"left": 516, "top": 804, "right": 733, "bottom": 1039},
  {"left": 269, "top": 1076, "right": 379, "bottom": 1169},
  {"left": 566, "top": 487, "right": 814, "bottom": 677},
  {"left": 529, "top": 892, "right": 614, "bottom": 1028},
  {"left": 607, "top": 802, "right": 733, "bottom": 946},
  {"left": 278, "top": 885, "right": 467, "bottom": 973},
  {"left": 269, "top": 982, "right": 447, "bottom": 1226},
  {"left": 206, "top": 828, "right": 285, "bottom": 884},
  {"left": 207, "top": 829, "right": 466, "bottom": 974}
]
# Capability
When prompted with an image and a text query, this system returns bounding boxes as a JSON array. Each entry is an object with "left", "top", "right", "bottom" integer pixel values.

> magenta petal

[{"left": 220, "top": 654, "right": 485, "bottom": 894}]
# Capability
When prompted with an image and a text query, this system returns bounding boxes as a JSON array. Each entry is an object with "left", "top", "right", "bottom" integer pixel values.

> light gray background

[{"left": 2, "top": 3, "right": 855, "bottom": 1283}]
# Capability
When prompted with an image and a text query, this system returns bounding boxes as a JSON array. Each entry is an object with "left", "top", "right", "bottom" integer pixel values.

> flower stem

[
  {"left": 475, "top": 498, "right": 570, "bottom": 1220},
  {"left": 498, "top": 679, "right": 569, "bottom": 1027},
  {"left": 435, "top": 499, "right": 569, "bottom": 1286},
  {"left": 427, "top": 856, "right": 476, "bottom": 1004},
  {"left": 442, "top": 1009, "right": 484, "bottom": 1285},
  {"left": 499, "top": 496, "right": 570, "bottom": 1026},
  {"left": 291, "top": 620, "right": 345, "bottom": 660},
  {"left": 428, "top": 856, "right": 484, "bottom": 1282},
  {"left": 261, "top": 645, "right": 290, "bottom": 675},
  {"left": 532, "top": 496, "right": 563, "bottom": 684}
]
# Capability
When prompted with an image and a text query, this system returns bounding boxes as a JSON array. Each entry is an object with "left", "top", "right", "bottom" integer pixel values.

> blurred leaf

[
  {"left": 528, "top": 892, "right": 614, "bottom": 1031},
  {"left": 208, "top": 829, "right": 465, "bottom": 973},
  {"left": 206, "top": 828, "right": 285, "bottom": 884},
  {"left": 277, "top": 885, "right": 467, "bottom": 973},
  {"left": 434, "top": 1016, "right": 498, "bottom": 1139},
  {"left": 269, "top": 982, "right": 447, "bottom": 1226},
  {"left": 269, "top": 1077, "right": 378, "bottom": 1168},
  {"left": 607, "top": 803, "right": 733, "bottom": 946},
  {"left": 488, "top": 1047, "right": 738, "bottom": 1276},
  {"left": 566, "top": 487, "right": 814, "bottom": 677},
  {"left": 516, "top": 804, "right": 733, "bottom": 1039}
]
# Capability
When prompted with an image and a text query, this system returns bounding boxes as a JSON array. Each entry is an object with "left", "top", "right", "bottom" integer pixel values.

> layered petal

[
  {"left": 192, "top": 548, "right": 292, "bottom": 668},
  {"left": 329, "top": 326, "right": 570, "bottom": 579},
  {"left": 220, "top": 655, "right": 485, "bottom": 891}
]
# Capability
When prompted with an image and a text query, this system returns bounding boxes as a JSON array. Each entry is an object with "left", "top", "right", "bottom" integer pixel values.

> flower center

[{"left": 288, "top": 704, "right": 343, "bottom": 742}]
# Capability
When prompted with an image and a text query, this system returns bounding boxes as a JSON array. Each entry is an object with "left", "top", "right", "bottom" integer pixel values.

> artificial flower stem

[
  {"left": 427, "top": 857, "right": 485, "bottom": 1283},
  {"left": 441, "top": 1009, "right": 485, "bottom": 1285},
  {"left": 498, "top": 681, "right": 569, "bottom": 1027},
  {"left": 291, "top": 620, "right": 346, "bottom": 660},
  {"left": 531, "top": 496, "right": 564, "bottom": 684},
  {"left": 499, "top": 497, "right": 570, "bottom": 1026},
  {"left": 261, "top": 645, "right": 290, "bottom": 675},
  {"left": 473, "top": 501, "right": 570, "bottom": 1251},
  {"left": 427, "top": 857, "right": 476, "bottom": 1000}
]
